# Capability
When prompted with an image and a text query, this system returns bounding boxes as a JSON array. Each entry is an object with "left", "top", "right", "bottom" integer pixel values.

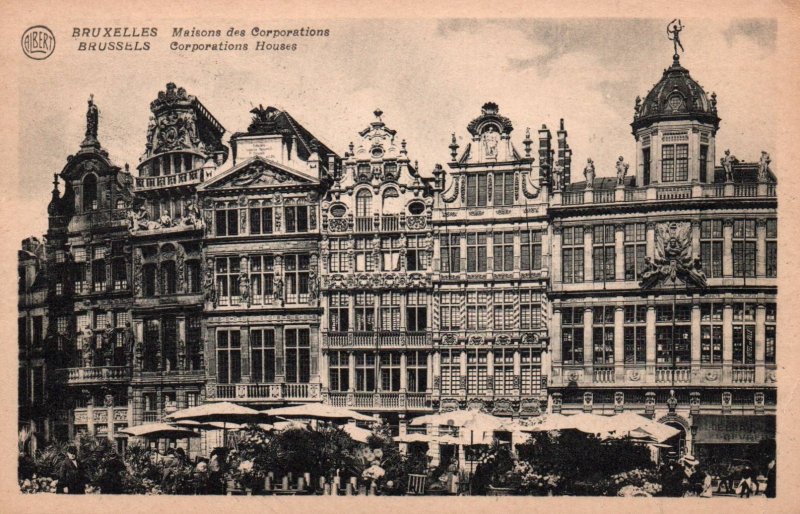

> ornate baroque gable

[{"left": 199, "top": 157, "right": 318, "bottom": 192}]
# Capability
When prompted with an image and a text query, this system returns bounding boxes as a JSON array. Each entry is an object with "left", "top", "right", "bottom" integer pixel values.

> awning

[{"left": 693, "top": 415, "right": 775, "bottom": 445}]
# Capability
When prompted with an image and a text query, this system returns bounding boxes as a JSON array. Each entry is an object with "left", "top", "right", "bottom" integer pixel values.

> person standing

[
  {"left": 56, "top": 446, "right": 86, "bottom": 494},
  {"left": 766, "top": 459, "right": 776, "bottom": 498}
]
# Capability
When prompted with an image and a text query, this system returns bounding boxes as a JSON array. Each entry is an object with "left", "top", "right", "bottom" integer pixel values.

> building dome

[{"left": 632, "top": 57, "right": 719, "bottom": 132}]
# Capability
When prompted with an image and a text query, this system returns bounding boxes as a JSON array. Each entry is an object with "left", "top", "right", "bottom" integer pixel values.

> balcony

[
  {"left": 61, "top": 366, "right": 131, "bottom": 385},
  {"left": 381, "top": 215, "right": 400, "bottom": 231},
  {"left": 655, "top": 366, "right": 692, "bottom": 384},
  {"left": 732, "top": 366, "right": 756, "bottom": 384},
  {"left": 592, "top": 366, "right": 615, "bottom": 383},
  {"left": 322, "top": 331, "right": 432, "bottom": 349},
  {"left": 552, "top": 181, "right": 776, "bottom": 208},
  {"left": 214, "top": 383, "right": 322, "bottom": 402},
  {"left": 326, "top": 391, "right": 433, "bottom": 411},
  {"left": 134, "top": 169, "right": 204, "bottom": 191},
  {"left": 355, "top": 217, "right": 373, "bottom": 232}
]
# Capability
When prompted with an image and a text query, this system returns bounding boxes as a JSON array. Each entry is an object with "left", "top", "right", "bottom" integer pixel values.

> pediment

[{"left": 201, "top": 157, "right": 317, "bottom": 191}]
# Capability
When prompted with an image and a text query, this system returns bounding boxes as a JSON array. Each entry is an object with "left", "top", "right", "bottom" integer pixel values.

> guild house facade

[{"left": 21, "top": 42, "right": 775, "bottom": 461}]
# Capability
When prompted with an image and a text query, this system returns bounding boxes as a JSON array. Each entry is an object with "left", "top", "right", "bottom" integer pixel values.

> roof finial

[
  {"left": 374, "top": 108, "right": 383, "bottom": 121},
  {"left": 667, "top": 19, "right": 685, "bottom": 62},
  {"left": 449, "top": 133, "right": 459, "bottom": 161}
]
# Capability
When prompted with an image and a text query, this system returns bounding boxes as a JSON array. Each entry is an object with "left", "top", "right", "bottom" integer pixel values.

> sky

[{"left": 15, "top": 17, "right": 778, "bottom": 244}]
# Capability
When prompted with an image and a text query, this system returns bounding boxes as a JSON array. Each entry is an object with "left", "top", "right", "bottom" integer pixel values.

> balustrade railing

[
  {"left": 355, "top": 217, "right": 373, "bottom": 232},
  {"left": 556, "top": 181, "right": 775, "bottom": 207},
  {"left": 593, "top": 366, "right": 615, "bottom": 383},
  {"left": 134, "top": 169, "right": 202, "bottom": 190},
  {"left": 381, "top": 215, "right": 400, "bottom": 231},
  {"left": 593, "top": 190, "right": 615, "bottom": 203},
  {"left": 563, "top": 192, "right": 585, "bottom": 205},
  {"left": 214, "top": 383, "right": 319, "bottom": 400},
  {"left": 655, "top": 366, "right": 692, "bottom": 383},
  {"left": 734, "top": 184, "right": 758, "bottom": 197},
  {"left": 322, "top": 331, "right": 433, "bottom": 348},
  {"left": 63, "top": 366, "right": 130, "bottom": 384},
  {"left": 656, "top": 186, "right": 692, "bottom": 200},
  {"left": 324, "top": 392, "right": 433, "bottom": 410},
  {"left": 732, "top": 366, "right": 756, "bottom": 383}
]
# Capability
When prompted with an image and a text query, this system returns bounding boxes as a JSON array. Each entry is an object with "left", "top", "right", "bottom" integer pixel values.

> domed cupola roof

[{"left": 632, "top": 56, "right": 720, "bottom": 132}]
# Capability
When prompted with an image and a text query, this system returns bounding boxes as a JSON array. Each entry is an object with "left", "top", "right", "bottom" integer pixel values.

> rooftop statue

[
  {"left": 615, "top": 156, "right": 629, "bottom": 185},
  {"left": 667, "top": 19, "right": 685, "bottom": 58}
]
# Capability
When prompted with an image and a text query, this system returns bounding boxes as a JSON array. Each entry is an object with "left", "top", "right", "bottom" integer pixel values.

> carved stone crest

[{"left": 640, "top": 221, "right": 707, "bottom": 289}]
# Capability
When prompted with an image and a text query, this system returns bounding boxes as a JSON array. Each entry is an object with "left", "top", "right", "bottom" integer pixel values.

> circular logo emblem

[{"left": 21, "top": 25, "right": 55, "bottom": 60}]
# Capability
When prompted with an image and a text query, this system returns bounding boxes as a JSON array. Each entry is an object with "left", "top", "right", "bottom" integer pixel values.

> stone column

[
  {"left": 756, "top": 219, "right": 767, "bottom": 277},
  {"left": 614, "top": 225, "right": 625, "bottom": 281},
  {"left": 723, "top": 219, "right": 734, "bottom": 278},
  {"left": 459, "top": 349, "right": 468, "bottom": 395},
  {"left": 177, "top": 316, "right": 187, "bottom": 371},
  {"left": 583, "top": 226, "right": 593, "bottom": 283},
  {"left": 320, "top": 352, "right": 330, "bottom": 389},
  {"left": 551, "top": 307, "right": 562, "bottom": 367},
  {"left": 691, "top": 303, "right": 701, "bottom": 374},
  {"left": 400, "top": 352, "right": 408, "bottom": 390},
  {"left": 722, "top": 303, "right": 733, "bottom": 382},
  {"left": 275, "top": 326, "right": 285, "bottom": 382},
  {"left": 310, "top": 327, "right": 320, "bottom": 381},
  {"left": 513, "top": 349, "right": 521, "bottom": 396},
  {"left": 646, "top": 304, "right": 656, "bottom": 381},
  {"left": 348, "top": 352, "right": 356, "bottom": 391},
  {"left": 614, "top": 305, "right": 625, "bottom": 380},
  {"left": 486, "top": 351, "right": 495, "bottom": 395},
  {"left": 430, "top": 350, "right": 439, "bottom": 394},
  {"left": 551, "top": 225, "right": 562, "bottom": 284},
  {"left": 646, "top": 222, "right": 656, "bottom": 261},
  {"left": 583, "top": 306, "right": 594, "bottom": 380},
  {"left": 755, "top": 303, "right": 766, "bottom": 383},
  {"left": 240, "top": 326, "right": 250, "bottom": 383}
]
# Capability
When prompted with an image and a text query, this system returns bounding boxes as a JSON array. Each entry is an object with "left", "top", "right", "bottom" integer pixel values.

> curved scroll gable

[
  {"left": 441, "top": 174, "right": 460, "bottom": 203},
  {"left": 521, "top": 172, "right": 540, "bottom": 199}
]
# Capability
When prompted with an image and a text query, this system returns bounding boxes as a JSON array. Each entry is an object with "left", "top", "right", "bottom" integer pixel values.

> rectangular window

[
  {"left": 642, "top": 148, "right": 651, "bottom": 185},
  {"left": 406, "top": 291, "right": 427, "bottom": 332},
  {"left": 160, "top": 261, "right": 177, "bottom": 295},
  {"left": 406, "top": 351, "right": 428, "bottom": 392},
  {"left": 328, "top": 238, "right": 348, "bottom": 273},
  {"left": 72, "top": 262, "right": 87, "bottom": 295},
  {"left": 216, "top": 329, "right": 241, "bottom": 384},
  {"left": 32, "top": 316, "right": 43, "bottom": 347},
  {"left": 285, "top": 328, "right": 310, "bottom": 383},
  {"left": 355, "top": 352, "right": 376, "bottom": 392},
  {"left": 249, "top": 255, "right": 274, "bottom": 305},
  {"left": 624, "top": 223, "right": 647, "bottom": 281},
  {"left": 655, "top": 304, "right": 692, "bottom": 365},
  {"left": 493, "top": 172, "right": 515, "bottom": 206},
  {"left": 732, "top": 303, "right": 756, "bottom": 365},
  {"left": 329, "top": 351, "right": 350, "bottom": 392},
  {"left": 494, "top": 348, "right": 515, "bottom": 395},
  {"left": 187, "top": 316, "right": 203, "bottom": 371},
  {"left": 492, "top": 232, "right": 514, "bottom": 272},
  {"left": 380, "top": 291, "right": 401, "bottom": 331},
  {"left": 112, "top": 258, "right": 127, "bottom": 291},
  {"left": 699, "top": 145, "right": 708, "bottom": 182},
  {"left": 440, "top": 350, "right": 460, "bottom": 394},
  {"left": 187, "top": 392, "right": 199, "bottom": 408},
  {"left": 520, "top": 290, "right": 543, "bottom": 330},
  {"left": 466, "top": 349, "right": 488, "bottom": 394},
  {"left": 700, "top": 220, "right": 724, "bottom": 278},
  {"left": 380, "top": 352, "right": 402, "bottom": 392},
  {"left": 766, "top": 219, "right": 777, "bottom": 278},
  {"left": 249, "top": 206, "right": 273, "bottom": 235},
  {"left": 354, "top": 238, "right": 374, "bottom": 272},
  {"left": 466, "top": 233, "right": 487, "bottom": 272},
  {"left": 406, "top": 235, "right": 428, "bottom": 271},
  {"left": 732, "top": 219, "right": 756, "bottom": 278},
  {"left": 466, "top": 291, "right": 490, "bottom": 330},
  {"left": 520, "top": 230, "right": 542, "bottom": 271},
  {"left": 439, "top": 292, "right": 462, "bottom": 331},
  {"left": 285, "top": 205, "right": 309, "bottom": 233},
  {"left": 329, "top": 292, "right": 350, "bottom": 332},
  {"left": 765, "top": 304, "right": 776, "bottom": 364},
  {"left": 285, "top": 254, "right": 310, "bottom": 304},
  {"left": 562, "top": 227, "right": 584, "bottom": 283},
  {"left": 440, "top": 234, "right": 461, "bottom": 273},
  {"left": 623, "top": 305, "right": 647, "bottom": 364},
  {"left": 661, "top": 144, "right": 688, "bottom": 182},
  {"left": 354, "top": 291, "right": 375, "bottom": 331},
  {"left": 215, "top": 257, "right": 240, "bottom": 306},
  {"left": 700, "top": 303, "right": 723, "bottom": 365},
  {"left": 592, "top": 225, "right": 615, "bottom": 282},
  {"left": 592, "top": 306, "right": 615, "bottom": 364},
  {"left": 381, "top": 237, "right": 401, "bottom": 272},
  {"left": 466, "top": 174, "right": 488, "bottom": 207},
  {"left": 91, "top": 257, "right": 107, "bottom": 292},
  {"left": 185, "top": 259, "right": 201, "bottom": 293},
  {"left": 520, "top": 348, "right": 542, "bottom": 396},
  {"left": 561, "top": 307, "right": 584, "bottom": 365},
  {"left": 215, "top": 204, "right": 239, "bottom": 236},
  {"left": 250, "top": 328, "right": 275, "bottom": 383},
  {"left": 493, "top": 290, "right": 515, "bottom": 331}
]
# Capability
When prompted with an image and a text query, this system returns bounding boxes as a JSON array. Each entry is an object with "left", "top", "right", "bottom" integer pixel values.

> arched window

[
  {"left": 161, "top": 261, "right": 177, "bottom": 295},
  {"left": 382, "top": 188, "right": 399, "bottom": 213},
  {"left": 83, "top": 174, "right": 98, "bottom": 211},
  {"left": 356, "top": 190, "right": 372, "bottom": 218}
]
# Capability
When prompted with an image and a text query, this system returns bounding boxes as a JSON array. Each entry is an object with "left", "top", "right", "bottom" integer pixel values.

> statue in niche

[
  {"left": 177, "top": 339, "right": 187, "bottom": 371},
  {"left": 273, "top": 276, "right": 284, "bottom": 305},
  {"left": 81, "top": 325, "right": 95, "bottom": 367},
  {"left": 552, "top": 163, "right": 564, "bottom": 191},
  {"left": 584, "top": 158, "right": 596, "bottom": 185},
  {"left": 721, "top": 149, "right": 738, "bottom": 182},
  {"left": 158, "top": 212, "right": 173, "bottom": 228},
  {"left": 123, "top": 322, "right": 135, "bottom": 368},
  {"left": 182, "top": 201, "right": 203, "bottom": 228},
  {"left": 100, "top": 322, "right": 114, "bottom": 366},
  {"left": 238, "top": 270, "right": 250, "bottom": 306},
  {"left": 308, "top": 268, "right": 319, "bottom": 302},
  {"left": 615, "top": 156, "right": 629, "bottom": 185},
  {"left": 202, "top": 258, "right": 216, "bottom": 306},
  {"left": 482, "top": 125, "right": 500, "bottom": 158},
  {"left": 758, "top": 151, "right": 771, "bottom": 182}
]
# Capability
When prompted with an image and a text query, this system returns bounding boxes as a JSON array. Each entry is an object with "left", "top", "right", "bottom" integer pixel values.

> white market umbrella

[
  {"left": 172, "top": 420, "right": 244, "bottom": 431},
  {"left": 166, "top": 402, "right": 268, "bottom": 442},
  {"left": 120, "top": 423, "right": 200, "bottom": 439},
  {"left": 261, "top": 403, "right": 375, "bottom": 422},
  {"left": 342, "top": 423, "right": 374, "bottom": 444}
]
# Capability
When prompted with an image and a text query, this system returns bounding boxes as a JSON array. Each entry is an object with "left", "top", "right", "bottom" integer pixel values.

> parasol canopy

[
  {"left": 165, "top": 401, "right": 268, "bottom": 424},
  {"left": 172, "top": 420, "right": 244, "bottom": 431},
  {"left": 261, "top": 403, "right": 375, "bottom": 422},
  {"left": 341, "top": 423, "right": 374, "bottom": 443},
  {"left": 119, "top": 423, "right": 200, "bottom": 439}
]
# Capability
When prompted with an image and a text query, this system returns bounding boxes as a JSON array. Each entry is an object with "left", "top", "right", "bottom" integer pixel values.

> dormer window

[
  {"left": 667, "top": 94, "right": 685, "bottom": 112},
  {"left": 83, "top": 174, "right": 98, "bottom": 211}
]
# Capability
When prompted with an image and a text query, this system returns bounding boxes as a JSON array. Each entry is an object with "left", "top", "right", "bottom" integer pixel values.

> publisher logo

[{"left": 21, "top": 25, "right": 55, "bottom": 60}]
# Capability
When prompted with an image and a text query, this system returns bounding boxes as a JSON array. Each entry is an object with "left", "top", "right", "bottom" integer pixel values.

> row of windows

[
  {"left": 439, "top": 290, "right": 543, "bottom": 331},
  {"left": 142, "top": 316, "right": 203, "bottom": 372},
  {"left": 440, "top": 230, "right": 543, "bottom": 273},
  {"left": 560, "top": 303, "right": 776, "bottom": 366},
  {"left": 560, "top": 219, "right": 777, "bottom": 283},
  {"left": 215, "top": 205, "right": 310, "bottom": 236},
  {"left": 216, "top": 327, "right": 309, "bottom": 384},
  {"left": 328, "top": 350, "right": 428, "bottom": 392},
  {"left": 439, "top": 348, "right": 542, "bottom": 395},
  {"left": 328, "top": 291, "right": 428, "bottom": 332},
  {"left": 215, "top": 254, "right": 310, "bottom": 306}
]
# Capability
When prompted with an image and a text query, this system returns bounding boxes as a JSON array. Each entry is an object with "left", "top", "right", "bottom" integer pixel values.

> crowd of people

[{"left": 658, "top": 454, "right": 776, "bottom": 498}]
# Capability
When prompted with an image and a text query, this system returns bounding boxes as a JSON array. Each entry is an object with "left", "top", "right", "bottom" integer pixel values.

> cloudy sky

[{"left": 14, "top": 17, "right": 777, "bottom": 243}]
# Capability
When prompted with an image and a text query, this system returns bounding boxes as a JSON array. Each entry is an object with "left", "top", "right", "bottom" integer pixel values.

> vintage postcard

[{"left": 2, "top": 0, "right": 798, "bottom": 512}]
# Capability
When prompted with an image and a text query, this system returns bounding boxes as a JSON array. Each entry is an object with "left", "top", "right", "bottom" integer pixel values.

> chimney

[
  {"left": 557, "top": 118, "right": 572, "bottom": 186},
  {"left": 538, "top": 124, "right": 552, "bottom": 180}
]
